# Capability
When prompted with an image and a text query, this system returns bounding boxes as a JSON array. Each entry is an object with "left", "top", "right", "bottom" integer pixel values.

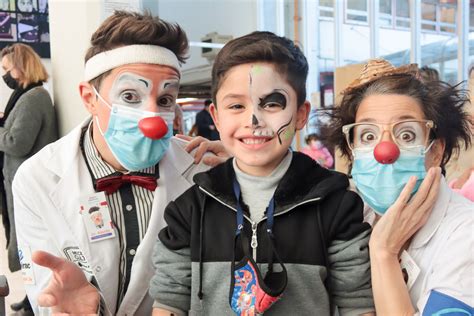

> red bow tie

[{"left": 96, "top": 173, "right": 157, "bottom": 195}]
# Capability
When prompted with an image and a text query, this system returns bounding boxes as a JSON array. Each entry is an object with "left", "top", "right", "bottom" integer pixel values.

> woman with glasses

[{"left": 327, "top": 59, "right": 473, "bottom": 315}]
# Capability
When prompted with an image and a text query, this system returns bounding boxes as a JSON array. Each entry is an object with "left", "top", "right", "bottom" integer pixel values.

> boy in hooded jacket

[{"left": 150, "top": 31, "right": 374, "bottom": 316}]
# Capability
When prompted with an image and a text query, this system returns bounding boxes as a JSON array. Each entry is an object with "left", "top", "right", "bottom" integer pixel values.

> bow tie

[{"left": 95, "top": 172, "right": 157, "bottom": 195}]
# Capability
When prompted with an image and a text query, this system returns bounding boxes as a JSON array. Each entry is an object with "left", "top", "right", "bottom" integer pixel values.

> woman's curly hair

[{"left": 324, "top": 73, "right": 472, "bottom": 171}]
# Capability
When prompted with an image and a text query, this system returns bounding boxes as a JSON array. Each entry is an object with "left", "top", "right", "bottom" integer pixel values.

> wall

[{"left": 49, "top": 0, "right": 102, "bottom": 136}]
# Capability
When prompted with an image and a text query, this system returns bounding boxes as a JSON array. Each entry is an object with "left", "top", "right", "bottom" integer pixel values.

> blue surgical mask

[
  {"left": 94, "top": 89, "right": 174, "bottom": 171},
  {"left": 351, "top": 144, "right": 431, "bottom": 215}
]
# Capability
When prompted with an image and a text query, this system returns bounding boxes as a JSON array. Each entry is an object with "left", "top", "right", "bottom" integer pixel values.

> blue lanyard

[{"left": 232, "top": 178, "right": 275, "bottom": 236}]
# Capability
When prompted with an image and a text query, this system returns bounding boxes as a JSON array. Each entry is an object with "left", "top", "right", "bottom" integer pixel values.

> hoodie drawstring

[
  {"left": 197, "top": 196, "right": 207, "bottom": 303},
  {"left": 317, "top": 203, "right": 333, "bottom": 315}
]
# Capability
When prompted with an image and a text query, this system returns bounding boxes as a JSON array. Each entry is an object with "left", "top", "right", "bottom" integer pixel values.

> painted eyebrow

[
  {"left": 138, "top": 79, "right": 149, "bottom": 87},
  {"left": 163, "top": 82, "right": 179, "bottom": 89}
]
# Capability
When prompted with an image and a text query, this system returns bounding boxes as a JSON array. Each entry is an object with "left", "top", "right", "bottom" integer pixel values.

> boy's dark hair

[
  {"left": 211, "top": 31, "right": 308, "bottom": 107},
  {"left": 326, "top": 74, "right": 472, "bottom": 172},
  {"left": 85, "top": 10, "right": 188, "bottom": 88},
  {"left": 204, "top": 99, "right": 212, "bottom": 106}
]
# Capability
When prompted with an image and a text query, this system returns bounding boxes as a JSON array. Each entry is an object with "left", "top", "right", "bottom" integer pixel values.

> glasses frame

[{"left": 342, "top": 119, "right": 435, "bottom": 151}]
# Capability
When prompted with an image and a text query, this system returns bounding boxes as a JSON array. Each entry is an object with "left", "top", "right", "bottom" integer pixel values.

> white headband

[{"left": 84, "top": 44, "right": 181, "bottom": 81}]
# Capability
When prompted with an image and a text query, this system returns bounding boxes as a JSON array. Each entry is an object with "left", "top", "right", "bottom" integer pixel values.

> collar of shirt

[
  {"left": 409, "top": 176, "right": 451, "bottom": 249},
  {"left": 81, "top": 120, "right": 156, "bottom": 181}
]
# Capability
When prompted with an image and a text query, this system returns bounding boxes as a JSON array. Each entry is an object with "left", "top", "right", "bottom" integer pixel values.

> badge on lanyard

[
  {"left": 400, "top": 250, "right": 420, "bottom": 290},
  {"left": 79, "top": 192, "right": 116, "bottom": 243}
]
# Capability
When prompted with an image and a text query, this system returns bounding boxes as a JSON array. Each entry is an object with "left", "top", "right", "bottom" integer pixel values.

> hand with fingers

[
  {"left": 32, "top": 250, "right": 100, "bottom": 315},
  {"left": 369, "top": 167, "right": 442, "bottom": 315},
  {"left": 369, "top": 166, "right": 442, "bottom": 256},
  {"left": 175, "top": 134, "right": 230, "bottom": 167}
]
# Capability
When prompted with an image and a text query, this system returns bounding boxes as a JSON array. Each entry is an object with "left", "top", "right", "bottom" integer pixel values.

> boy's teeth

[
  {"left": 243, "top": 138, "right": 266, "bottom": 145},
  {"left": 253, "top": 129, "right": 274, "bottom": 137}
]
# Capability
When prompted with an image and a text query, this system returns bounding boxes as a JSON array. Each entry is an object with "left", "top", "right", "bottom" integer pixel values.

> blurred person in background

[
  {"left": 300, "top": 133, "right": 333, "bottom": 168},
  {"left": 196, "top": 99, "right": 219, "bottom": 140},
  {"left": 0, "top": 43, "right": 57, "bottom": 313}
]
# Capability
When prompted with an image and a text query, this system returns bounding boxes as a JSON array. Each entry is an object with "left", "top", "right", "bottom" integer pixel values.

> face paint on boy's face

[
  {"left": 248, "top": 65, "right": 296, "bottom": 144},
  {"left": 108, "top": 72, "right": 179, "bottom": 112}
]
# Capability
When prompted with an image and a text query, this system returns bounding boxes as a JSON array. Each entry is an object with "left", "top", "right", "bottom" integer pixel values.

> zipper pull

[{"left": 251, "top": 221, "right": 258, "bottom": 249}]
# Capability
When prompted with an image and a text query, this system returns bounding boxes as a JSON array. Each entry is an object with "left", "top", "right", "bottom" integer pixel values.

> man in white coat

[{"left": 13, "top": 11, "right": 223, "bottom": 315}]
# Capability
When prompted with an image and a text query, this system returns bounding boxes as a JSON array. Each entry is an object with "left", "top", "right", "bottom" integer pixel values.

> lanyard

[{"left": 232, "top": 178, "right": 275, "bottom": 236}]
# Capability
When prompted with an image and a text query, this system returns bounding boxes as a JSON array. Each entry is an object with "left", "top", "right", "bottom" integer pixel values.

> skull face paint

[
  {"left": 212, "top": 62, "right": 305, "bottom": 176},
  {"left": 248, "top": 65, "right": 296, "bottom": 144}
]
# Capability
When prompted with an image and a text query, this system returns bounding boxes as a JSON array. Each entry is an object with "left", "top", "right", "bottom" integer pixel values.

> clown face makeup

[
  {"left": 108, "top": 71, "right": 179, "bottom": 112},
  {"left": 90, "top": 63, "right": 180, "bottom": 171},
  {"left": 211, "top": 62, "right": 308, "bottom": 176}
]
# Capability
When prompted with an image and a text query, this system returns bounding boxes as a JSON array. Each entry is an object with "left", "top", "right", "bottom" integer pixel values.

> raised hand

[
  {"left": 369, "top": 166, "right": 442, "bottom": 256},
  {"left": 32, "top": 250, "right": 100, "bottom": 315}
]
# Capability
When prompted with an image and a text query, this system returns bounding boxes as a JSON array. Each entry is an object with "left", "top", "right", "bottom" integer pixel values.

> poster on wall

[{"left": 0, "top": 0, "right": 50, "bottom": 58}]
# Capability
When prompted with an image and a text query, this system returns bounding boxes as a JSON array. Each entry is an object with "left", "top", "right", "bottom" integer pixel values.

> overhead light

[
  {"left": 176, "top": 97, "right": 198, "bottom": 103},
  {"left": 189, "top": 41, "right": 225, "bottom": 49}
]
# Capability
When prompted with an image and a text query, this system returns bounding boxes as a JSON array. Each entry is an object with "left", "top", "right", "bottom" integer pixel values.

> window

[
  {"left": 439, "top": 5, "right": 456, "bottom": 33},
  {"left": 395, "top": 0, "right": 410, "bottom": 28},
  {"left": 345, "top": 0, "right": 368, "bottom": 24},
  {"left": 420, "top": 0, "right": 457, "bottom": 34},
  {"left": 422, "top": 2, "right": 436, "bottom": 31},
  {"left": 379, "top": 0, "right": 393, "bottom": 27},
  {"left": 320, "top": 0, "right": 334, "bottom": 19}
]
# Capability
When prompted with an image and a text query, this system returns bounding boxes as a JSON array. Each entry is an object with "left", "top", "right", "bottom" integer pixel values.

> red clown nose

[
  {"left": 138, "top": 116, "right": 168, "bottom": 140},
  {"left": 373, "top": 141, "right": 400, "bottom": 164}
]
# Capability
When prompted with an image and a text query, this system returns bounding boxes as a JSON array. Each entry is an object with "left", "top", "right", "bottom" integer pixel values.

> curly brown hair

[{"left": 326, "top": 73, "right": 472, "bottom": 171}]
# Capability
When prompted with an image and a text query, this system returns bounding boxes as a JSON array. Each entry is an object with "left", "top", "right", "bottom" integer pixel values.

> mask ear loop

[
  {"left": 263, "top": 198, "right": 287, "bottom": 296},
  {"left": 92, "top": 86, "right": 112, "bottom": 136},
  {"left": 424, "top": 140, "right": 435, "bottom": 153}
]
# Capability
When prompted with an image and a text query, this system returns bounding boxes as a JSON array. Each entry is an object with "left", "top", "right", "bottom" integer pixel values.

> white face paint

[
  {"left": 108, "top": 72, "right": 179, "bottom": 112},
  {"left": 247, "top": 64, "right": 296, "bottom": 144},
  {"left": 212, "top": 62, "right": 304, "bottom": 176}
]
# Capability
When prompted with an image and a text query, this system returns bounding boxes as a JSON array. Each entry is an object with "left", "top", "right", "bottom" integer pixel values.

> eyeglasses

[{"left": 342, "top": 119, "right": 435, "bottom": 151}]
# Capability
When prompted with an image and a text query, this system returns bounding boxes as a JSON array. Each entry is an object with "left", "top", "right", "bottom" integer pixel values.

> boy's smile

[{"left": 211, "top": 62, "right": 309, "bottom": 176}]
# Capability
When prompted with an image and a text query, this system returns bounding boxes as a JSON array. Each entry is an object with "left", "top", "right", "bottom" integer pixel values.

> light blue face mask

[
  {"left": 351, "top": 144, "right": 431, "bottom": 215},
  {"left": 94, "top": 89, "right": 175, "bottom": 171}
]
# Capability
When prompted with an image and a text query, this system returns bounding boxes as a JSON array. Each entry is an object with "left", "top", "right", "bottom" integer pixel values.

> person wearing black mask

[{"left": 0, "top": 43, "right": 58, "bottom": 313}]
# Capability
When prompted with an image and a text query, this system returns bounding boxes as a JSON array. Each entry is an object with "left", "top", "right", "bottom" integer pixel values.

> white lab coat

[
  {"left": 408, "top": 178, "right": 473, "bottom": 313},
  {"left": 13, "top": 118, "right": 211, "bottom": 315},
  {"left": 364, "top": 178, "right": 474, "bottom": 314}
]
